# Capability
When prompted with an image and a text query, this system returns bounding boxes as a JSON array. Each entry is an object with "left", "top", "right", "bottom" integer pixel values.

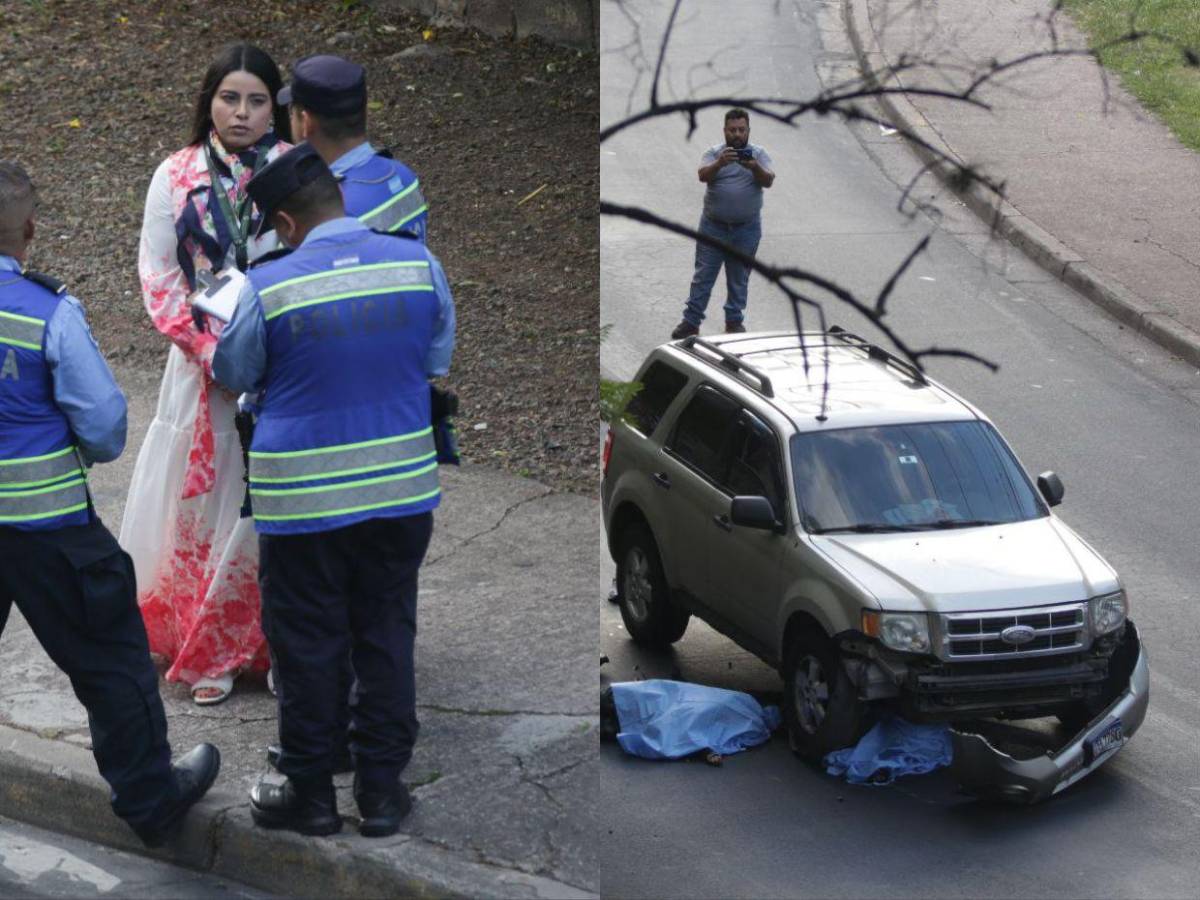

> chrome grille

[{"left": 939, "top": 603, "right": 1087, "bottom": 661}]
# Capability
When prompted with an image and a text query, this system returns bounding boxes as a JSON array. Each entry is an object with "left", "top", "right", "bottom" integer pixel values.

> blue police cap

[
  {"left": 277, "top": 55, "right": 367, "bottom": 117},
  {"left": 246, "top": 142, "right": 333, "bottom": 235}
]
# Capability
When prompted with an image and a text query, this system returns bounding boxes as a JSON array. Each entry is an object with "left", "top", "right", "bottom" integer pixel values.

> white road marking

[{"left": 0, "top": 833, "right": 121, "bottom": 893}]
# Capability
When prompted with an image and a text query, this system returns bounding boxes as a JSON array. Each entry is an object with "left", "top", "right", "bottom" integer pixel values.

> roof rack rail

[
  {"left": 826, "top": 325, "right": 927, "bottom": 385},
  {"left": 679, "top": 336, "right": 775, "bottom": 398}
]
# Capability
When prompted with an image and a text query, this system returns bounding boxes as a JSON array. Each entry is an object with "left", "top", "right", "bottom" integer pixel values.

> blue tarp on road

[
  {"left": 610, "top": 679, "right": 782, "bottom": 760},
  {"left": 824, "top": 715, "right": 953, "bottom": 784}
]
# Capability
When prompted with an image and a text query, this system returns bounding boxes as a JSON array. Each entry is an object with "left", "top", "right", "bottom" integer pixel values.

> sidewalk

[
  {"left": 845, "top": 0, "right": 1200, "bottom": 368},
  {"left": 0, "top": 364, "right": 598, "bottom": 899}
]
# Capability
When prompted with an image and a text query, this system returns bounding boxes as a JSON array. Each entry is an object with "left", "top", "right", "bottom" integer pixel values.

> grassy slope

[{"left": 1063, "top": 0, "right": 1200, "bottom": 150}]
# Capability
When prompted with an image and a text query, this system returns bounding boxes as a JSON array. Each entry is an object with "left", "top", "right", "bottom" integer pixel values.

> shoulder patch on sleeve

[{"left": 22, "top": 271, "right": 67, "bottom": 295}]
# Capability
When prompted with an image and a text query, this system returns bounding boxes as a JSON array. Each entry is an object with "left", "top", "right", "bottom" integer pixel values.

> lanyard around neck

[{"left": 204, "top": 142, "right": 269, "bottom": 271}]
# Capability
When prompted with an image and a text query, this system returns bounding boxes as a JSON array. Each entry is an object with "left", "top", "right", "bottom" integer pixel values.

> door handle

[
  {"left": 652, "top": 472, "right": 671, "bottom": 490},
  {"left": 712, "top": 514, "right": 732, "bottom": 532}
]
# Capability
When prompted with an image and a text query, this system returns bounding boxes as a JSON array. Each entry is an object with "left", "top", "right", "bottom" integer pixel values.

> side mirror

[
  {"left": 1037, "top": 471, "right": 1064, "bottom": 507},
  {"left": 730, "top": 495, "right": 782, "bottom": 532}
]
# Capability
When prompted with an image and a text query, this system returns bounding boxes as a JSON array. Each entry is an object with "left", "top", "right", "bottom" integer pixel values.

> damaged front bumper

[{"left": 949, "top": 621, "right": 1148, "bottom": 804}]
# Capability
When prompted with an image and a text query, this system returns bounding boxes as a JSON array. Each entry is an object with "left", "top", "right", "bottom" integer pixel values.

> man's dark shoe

[
  {"left": 725, "top": 320, "right": 747, "bottom": 333},
  {"left": 670, "top": 320, "right": 700, "bottom": 340},
  {"left": 354, "top": 775, "right": 413, "bottom": 838},
  {"left": 266, "top": 743, "right": 353, "bottom": 775},
  {"left": 137, "top": 743, "right": 221, "bottom": 848},
  {"left": 249, "top": 778, "right": 341, "bottom": 836}
]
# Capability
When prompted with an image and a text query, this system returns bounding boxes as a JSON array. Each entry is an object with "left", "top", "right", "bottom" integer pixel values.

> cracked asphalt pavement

[{"left": 0, "top": 362, "right": 598, "bottom": 898}]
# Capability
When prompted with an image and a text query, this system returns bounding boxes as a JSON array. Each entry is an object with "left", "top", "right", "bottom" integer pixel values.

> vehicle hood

[{"left": 811, "top": 517, "right": 1119, "bottom": 613}]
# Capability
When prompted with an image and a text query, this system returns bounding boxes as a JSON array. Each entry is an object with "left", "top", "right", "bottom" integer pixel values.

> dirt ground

[{"left": 0, "top": 0, "right": 598, "bottom": 494}]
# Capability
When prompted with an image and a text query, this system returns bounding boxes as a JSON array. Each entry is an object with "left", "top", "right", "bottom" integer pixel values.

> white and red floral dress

[{"left": 120, "top": 131, "right": 289, "bottom": 686}]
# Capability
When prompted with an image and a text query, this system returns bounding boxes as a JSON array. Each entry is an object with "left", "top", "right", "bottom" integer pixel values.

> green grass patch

[{"left": 1062, "top": 0, "right": 1200, "bottom": 150}]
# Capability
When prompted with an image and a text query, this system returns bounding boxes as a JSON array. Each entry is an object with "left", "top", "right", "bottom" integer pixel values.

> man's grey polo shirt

[{"left": 700, "top": 142, "right": 773, "bottom": 225}]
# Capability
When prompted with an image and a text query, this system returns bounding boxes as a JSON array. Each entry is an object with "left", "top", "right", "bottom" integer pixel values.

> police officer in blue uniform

[
  {"left": 213, "top": 144, "right": 454, "bottom": 837},
  {"left": 280, "top": 55, "right": 429, "bottom": 242},
  {"left": 0, "top": 161, "right": 219, "bottom": 847}
]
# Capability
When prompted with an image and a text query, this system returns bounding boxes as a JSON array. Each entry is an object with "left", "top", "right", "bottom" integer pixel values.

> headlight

[
  {"left": 862, "top": 610, "right": 931, "bottom": 654},
  {"left": 1090, "top": 590, "right": 1127, "bottom": 636}
]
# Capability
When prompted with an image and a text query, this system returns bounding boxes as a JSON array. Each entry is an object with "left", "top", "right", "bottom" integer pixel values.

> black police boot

[
  {"left": 266, "top": 742, "right": 353, "bottom": 774},
  {"left": 136, "top": 743, "right": 221, "bottom": 848},
  {"left": 249, "top": 777, "right": 341, "bottom": 836},
  {"left": 354, "top": 773, "right": 413, "bottom": 838}
]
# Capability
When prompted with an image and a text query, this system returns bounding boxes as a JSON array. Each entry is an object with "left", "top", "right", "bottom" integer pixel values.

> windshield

[{"left": 789, "top": 421, "right": 1046, "bottom": 534}]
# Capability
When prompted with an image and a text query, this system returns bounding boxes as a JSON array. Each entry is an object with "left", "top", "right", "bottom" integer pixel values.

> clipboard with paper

[{"left": 192, "top": 267, "right": 246, "bottom": 330}]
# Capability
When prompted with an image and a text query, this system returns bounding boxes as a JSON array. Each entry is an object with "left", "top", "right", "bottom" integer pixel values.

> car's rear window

[{"left": 626, "top": 361, "right": 689, "bottom": 436}]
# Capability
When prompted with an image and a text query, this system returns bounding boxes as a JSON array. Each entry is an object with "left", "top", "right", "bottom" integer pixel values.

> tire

[
  {"left": 782, "top": 629, "right": 870, "bottom": 762},
  {"left": 615, "top": 523, "right": 689, "bottom": 647}
]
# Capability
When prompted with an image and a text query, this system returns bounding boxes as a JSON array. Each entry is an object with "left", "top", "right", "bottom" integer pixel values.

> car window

[
  {"left": 723, "top": 413, "right": 786, "bottom": 521},
  {"left": 666, "top": 385, "right": 738, "bottom": 482},
  {"left": 790, "top": 421, "right": 1045, "bottom": 532},
  {"left": 626, "top": 361, "right": 689, "bottom": 436}
]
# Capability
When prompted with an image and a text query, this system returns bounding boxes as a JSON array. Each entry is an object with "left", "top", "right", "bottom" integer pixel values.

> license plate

[{"left": 1086, "top": 719, "right": 1124, "bottom": 762}]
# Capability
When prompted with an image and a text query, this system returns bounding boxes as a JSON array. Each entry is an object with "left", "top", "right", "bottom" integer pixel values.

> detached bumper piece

[{"left": 949, "top": 621, "right": 1148, "bottom": 804}]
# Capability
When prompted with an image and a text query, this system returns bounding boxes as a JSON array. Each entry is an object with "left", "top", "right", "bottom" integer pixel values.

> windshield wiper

[
  {"left": 810, "top": 523, "right": 922, "bottom": 534},
  {"left": 913, "top": 519, "right": 1003, "bottom": 530}
]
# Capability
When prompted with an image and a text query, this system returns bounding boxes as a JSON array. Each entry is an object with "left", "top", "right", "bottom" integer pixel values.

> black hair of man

[
  {"left": 0, "top": 161, "right": 35, "bottom": 255},
  {"left": 273, "top": 170, "right": 345, "bottom": 229},
  {"left": 725, "top": 107, "right": 750, "bottom": 124},
  {"left": 294, "top": 102, "right": 368, "bottom": 143},
  {"left": 190, "top": 43, "right": 293, "bottom": 146}
]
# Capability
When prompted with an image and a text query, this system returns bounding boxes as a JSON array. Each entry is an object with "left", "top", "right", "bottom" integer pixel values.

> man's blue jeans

[{"left": 683, "top": 215, "right": 762, "bottom": 326}]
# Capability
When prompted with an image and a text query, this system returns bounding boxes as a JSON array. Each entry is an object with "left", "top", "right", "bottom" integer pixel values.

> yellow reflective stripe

[
  {"left": 259, "top": 261, "right": 433, "bottom": 322},
  {"left": 250, "top": 451, "right": 437, "bottom": 484},
  {"left": 250, "top": 464, "right": 439, "bottom": 521},
  {"left": 359, "top": 181, "right": 428, "bottom": 232},
  {"left": 0, "top": 476, "right": 88, "bottom": 522},
  {"left": 0, "top": 310, "right": 46, "bottom": 351},
  {"left": 0, "top": 446, "right": 83, "bottom": 488}
]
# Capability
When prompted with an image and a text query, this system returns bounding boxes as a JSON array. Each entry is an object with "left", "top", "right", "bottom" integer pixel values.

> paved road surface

[{"left": 600, "top": 2, "right": 1200, "bottom": 898}]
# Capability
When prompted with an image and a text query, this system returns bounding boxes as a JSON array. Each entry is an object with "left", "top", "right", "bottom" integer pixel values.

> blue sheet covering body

[
  {"left": 824, "top": 715, "right": 953, "bottom": 784},
  {"left": 610, "top": 680, "right": 782, "bottom": 760}
]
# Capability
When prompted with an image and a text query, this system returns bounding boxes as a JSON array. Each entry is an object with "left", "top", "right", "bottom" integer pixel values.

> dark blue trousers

[
  {"left": 259, "top": 512, "right": 432, "bottom": 791},
  {"left": 0, "top": 518, "right": 177, "bottom": 832}
]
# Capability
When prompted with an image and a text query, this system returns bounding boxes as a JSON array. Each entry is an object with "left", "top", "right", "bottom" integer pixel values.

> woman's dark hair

[{"left": 189, "top": 43, "right": 293, "bottom": 147}]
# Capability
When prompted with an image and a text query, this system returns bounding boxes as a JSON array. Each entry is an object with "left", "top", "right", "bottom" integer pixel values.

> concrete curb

[
  {"left": 0, "top": 723, "right": 594, "bottom": 899},
  {"left": 842, "top": 0, "right": 1200, "bottom": 370}
]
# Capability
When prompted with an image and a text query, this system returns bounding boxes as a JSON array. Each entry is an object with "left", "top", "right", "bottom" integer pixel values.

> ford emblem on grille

[{"left": 1000, "top": 625, "right": 1037, "bottom": 645}]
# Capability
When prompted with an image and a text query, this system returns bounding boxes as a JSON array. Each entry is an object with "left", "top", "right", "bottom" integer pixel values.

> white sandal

[{"left": 191, "top": 673, "right": 235, "bottom": 706}]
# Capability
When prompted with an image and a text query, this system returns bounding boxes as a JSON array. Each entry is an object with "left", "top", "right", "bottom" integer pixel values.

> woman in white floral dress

[{"left": 121, "top": 44, "right": 291, "bottom": 704}]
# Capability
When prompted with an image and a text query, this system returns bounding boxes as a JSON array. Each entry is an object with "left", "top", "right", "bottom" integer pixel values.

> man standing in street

[
  {"left": 671, "top": 108, "right": 775, "bottom": 339},
  {"left": 280, "top": 55, "right": 429, "bottom": 242},
  {"left": 0, "top": 161, "right": 219, "bottom": 848},
  {"left": 213, "top": 144, "right": 454, "bottom": 837}
]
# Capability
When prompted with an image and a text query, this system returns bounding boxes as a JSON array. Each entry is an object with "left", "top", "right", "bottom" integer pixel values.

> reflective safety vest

[
  {"left": 0, "top": 271, "right": 89, "bottom": 531},
  {"left": 339, "top": 152, "right": 428, "bottom": 244},
  {"left": 245, "top": 224, "right": 441, "bottom": 535}
]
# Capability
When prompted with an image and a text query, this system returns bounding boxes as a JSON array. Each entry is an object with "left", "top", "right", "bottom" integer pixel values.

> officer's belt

[
  {"left": 258, "top": 261, "right": 434, "bottom": 321},
  {"left": 0, "top": 310, "right": 45, "bottom": 351},
  {"left": 358, "top": 181, "right": 428, "bottom": 234}
]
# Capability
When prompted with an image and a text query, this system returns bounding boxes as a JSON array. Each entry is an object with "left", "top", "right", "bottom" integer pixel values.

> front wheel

[
  {"left": 615, "top": 523, "right": 689, "bottom": 647},
  {"left": 782, "top": 630, "right": 870, "bottom": 762}
]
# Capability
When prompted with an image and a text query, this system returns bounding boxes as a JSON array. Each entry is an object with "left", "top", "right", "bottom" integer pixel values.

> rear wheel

[
  {"left": 783, "top": 629, "right": 870, "bottom": 762},
  {"left": 615, "top": 523, "right": 689, "bottom": 647}
]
